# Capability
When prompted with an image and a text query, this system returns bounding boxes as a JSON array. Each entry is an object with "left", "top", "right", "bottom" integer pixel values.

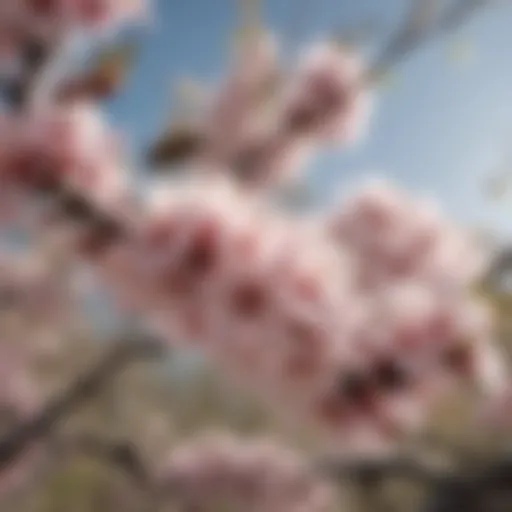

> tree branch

[
  {"left": 316, "top": 455, "right": 444, "bottom": 485},
  {"left": 0, "top": 335, "right": 162, "bottom": 474},
  {"left": 367, "top": 0, "right": 490, "bottom": 82},
  {"left": 56, "top": 433, "right": 152, "bottom": 488}
]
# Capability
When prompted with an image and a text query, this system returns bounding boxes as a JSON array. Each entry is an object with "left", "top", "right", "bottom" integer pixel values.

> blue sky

[{"left": 105, "top": 0, "right": 512, "bottom": 240}]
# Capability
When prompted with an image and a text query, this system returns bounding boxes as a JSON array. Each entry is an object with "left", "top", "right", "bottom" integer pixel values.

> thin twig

[{"left": 367, "top": 0, "right": 489, "bottom": 82}]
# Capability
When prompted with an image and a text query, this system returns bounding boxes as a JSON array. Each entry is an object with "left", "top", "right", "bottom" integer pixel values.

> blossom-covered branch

[
  {"left": 0, "top": 105, "right": 505, "bottom": 453},
  {"left": 0, "top": 1, "right": 510, "bottom": 508},
  {"left": 148, "top": 0, "right": 499, "bottom": 190}
]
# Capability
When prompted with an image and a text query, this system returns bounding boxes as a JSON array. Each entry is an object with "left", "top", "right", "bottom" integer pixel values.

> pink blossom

[
  {"left": 279, "top": 41, "right": 372, "bottom": 145},
  {"left": 192, "top": 32, "right": 302, "bottom": 187},
  {"left": 84, "top": 177, "right": 499, "bottom": 450},
  {"left": 157, "top": 431, "right": 337, "bottom": 512},
  {"left": 202, "top": 31, "right": 280, "bottom": 160},
  {"left": 0, "top": 103, "right": 127, "bottom": 209},
  {"left": 326, "top": 181, "right": 487, "bottom": 289},
  {"left": 70, "top": 0, "right": 148, "bottom": 30},
  {"left": 198, "top": 40, "right": 372, "bottom": 186},
  {"left": 13, "top": 0, "right": 147, "bottom": 37}
]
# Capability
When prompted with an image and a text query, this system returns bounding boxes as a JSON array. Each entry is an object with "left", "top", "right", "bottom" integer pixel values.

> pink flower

[
  {"left": 157, "top": 431, "right": 337, "bottom": 512},
  {"left": 71, "top": 0, "right": 148, "bottom": 29},
  {"left": 279, "top": 42, "right": 372, "bottom": 145},
  {"left": 326, "top": 181, "right": 487, "bottom": 289},
  {"left": 0, "top": 103, "right": 127, "bottom": 209},
  {"left": 20, "top": 0, "right": 147, "bottom": 33},
  {"left": 202, "top": 31, "right": 280, "bottom": 158}
]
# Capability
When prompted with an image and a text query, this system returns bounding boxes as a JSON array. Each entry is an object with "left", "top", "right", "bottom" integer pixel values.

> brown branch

[
  {"left": 316, "top": 455, "right": 444, "bottom": 485},
  {"left": 0, "top": 335, "right": 163, "bottom": 474},
  {"left": 55, "top": 433, "right": 152, "bottom": 488}
]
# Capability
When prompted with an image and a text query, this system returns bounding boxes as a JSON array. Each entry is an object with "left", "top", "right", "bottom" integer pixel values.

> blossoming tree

[{"left": 0, "top": 1, "right": 511, "bottom": 511}]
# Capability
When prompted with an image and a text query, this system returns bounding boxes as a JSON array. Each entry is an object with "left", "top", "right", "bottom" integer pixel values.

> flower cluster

[
  {"left": 157, "top": 431, "right": 337, "bottom": 512},
  {"left": 0, "top": 0, "right": 508, "bottom": 477},
  {"left": 180, "top": 39, "right": 371, "bottom": 188},
  {"left": 0, "top": 87, "right": 503, "bottom": 451},
  {"left": 0, "top": 101, "right": 127, "bottom": 211},
  {"left": 72, "top": 176, "right": 499, "bottom": 453},
  {"left": 318, "top": 181, "right": 506, "bottom": 445},
  {"left": 325, "top": 182, "right": 499, "bottom": 391},
  {"left": 201, "top": 32, "right": 280, "bottom": 159},
  {"left": 325, "top": 181, "right": 487, "bottom": 290},
  {"left": 279, "top": 41, "right": 371, "bottom": 146}
]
